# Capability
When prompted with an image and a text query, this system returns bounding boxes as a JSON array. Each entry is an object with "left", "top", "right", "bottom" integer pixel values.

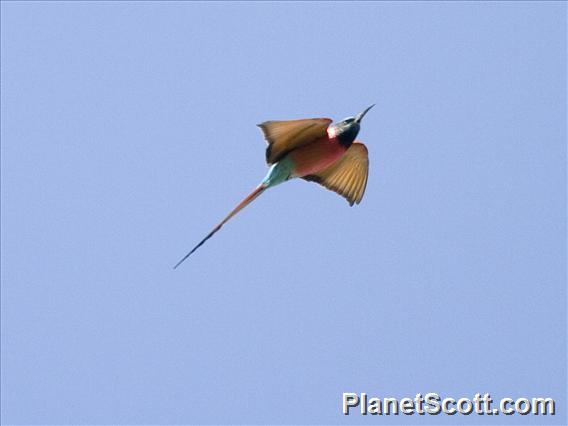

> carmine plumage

[{"left": 174, "top": 105, "right": 374, "bottom": 268}]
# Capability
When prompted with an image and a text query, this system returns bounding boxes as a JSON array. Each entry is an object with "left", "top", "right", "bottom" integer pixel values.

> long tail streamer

[{"left": 173, "top": 184, "right": 267, "bottom": 269}]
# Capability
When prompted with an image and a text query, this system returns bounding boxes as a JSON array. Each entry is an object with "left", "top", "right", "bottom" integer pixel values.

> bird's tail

[{"left": 173, "top": 184, "right": 268, "bottom": 269}]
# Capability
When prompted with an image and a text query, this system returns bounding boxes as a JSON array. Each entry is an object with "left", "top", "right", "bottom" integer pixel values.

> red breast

[{"left": 290, "top": 135, "right": 348, "bottom": 178}]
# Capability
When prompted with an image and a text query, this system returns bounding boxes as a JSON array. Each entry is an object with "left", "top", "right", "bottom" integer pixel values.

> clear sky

[{"left": 1, "top": 2, "right": 566, "bottom": 425}]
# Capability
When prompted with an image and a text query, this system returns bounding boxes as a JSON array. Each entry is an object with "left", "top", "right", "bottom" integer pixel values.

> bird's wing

[
  {"left": 258, "top": 118, "right": 332, "bottom": 164},
  {"left": 302, "top": 142, "right": 369, "bottom": 206}
]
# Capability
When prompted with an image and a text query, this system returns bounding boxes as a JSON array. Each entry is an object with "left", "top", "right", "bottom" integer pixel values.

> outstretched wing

[
  {"left": 302, "top": 142, "right": 369, "bottom": 206},
  {"left": 258, "top": 118, "right": 332, "bottom": 164}
]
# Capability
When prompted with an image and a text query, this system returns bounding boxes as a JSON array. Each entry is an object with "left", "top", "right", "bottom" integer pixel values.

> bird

[{"left": 173, "top": 105, "right": 374, "bottom": 269}]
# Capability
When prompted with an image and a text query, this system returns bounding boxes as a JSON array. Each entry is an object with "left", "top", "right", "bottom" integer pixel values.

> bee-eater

[{"left": 174, "top": 105, "right": 374, "bottom": 269}]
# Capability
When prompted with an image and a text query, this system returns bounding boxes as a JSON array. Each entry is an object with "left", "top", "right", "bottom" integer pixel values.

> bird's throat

[{"left": 336, "top": 129, "right": 358, "bottom": 148}]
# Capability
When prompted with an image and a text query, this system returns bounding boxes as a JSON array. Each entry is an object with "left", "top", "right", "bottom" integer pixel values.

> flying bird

[{"left": 174, "top": 105, "right": 374, "bottom": 269}]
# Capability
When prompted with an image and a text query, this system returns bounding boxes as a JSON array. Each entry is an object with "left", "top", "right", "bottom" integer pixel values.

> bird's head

[{"left": 328, "top": 104, "right": 375, "bottom": 147}]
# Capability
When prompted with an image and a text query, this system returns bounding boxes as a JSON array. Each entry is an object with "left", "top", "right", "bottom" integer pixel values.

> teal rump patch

[{"left": 262, "top": 157, "right": 295, "bottom": 188}]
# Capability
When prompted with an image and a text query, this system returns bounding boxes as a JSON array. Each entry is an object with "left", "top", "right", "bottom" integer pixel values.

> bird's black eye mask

[{"left": 335, "top": 121, "right": 360, "bottom": 147}]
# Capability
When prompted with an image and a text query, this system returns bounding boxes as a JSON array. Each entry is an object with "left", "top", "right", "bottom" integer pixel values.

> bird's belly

[{"left": 290, "top": 140, "right": 347, "bottom": 177}]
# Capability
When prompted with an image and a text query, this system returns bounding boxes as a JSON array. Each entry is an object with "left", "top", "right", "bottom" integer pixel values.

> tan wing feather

[
  {"left": 258, "top": 118, "right": 332, "bottom": 164},
  {"left": 302, "top": 142, "right": 369, "bottom": 206}
]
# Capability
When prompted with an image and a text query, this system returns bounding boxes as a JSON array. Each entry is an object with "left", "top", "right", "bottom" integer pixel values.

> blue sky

[{"left": 1, "top": 2, "right": 566, "bottom": 424}]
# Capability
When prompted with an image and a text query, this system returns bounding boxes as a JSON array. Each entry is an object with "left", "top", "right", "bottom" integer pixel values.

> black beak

[{"left": 354, "top": 104, "right": 375, "bottom": 123}]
